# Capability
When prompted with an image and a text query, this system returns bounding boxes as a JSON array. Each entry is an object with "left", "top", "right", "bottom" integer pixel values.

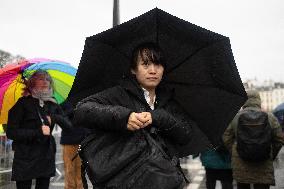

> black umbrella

[
  {"left": 273, "top": 102, "right": 284, "bottom": 127},
  {"left": 68, "top": 8, "right": 247, "bottom": 152}
]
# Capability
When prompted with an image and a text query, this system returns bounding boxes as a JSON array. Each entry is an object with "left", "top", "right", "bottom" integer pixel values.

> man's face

[
  {"left": 34, "top": 75, "right": 51, "bottom": 92},
  {"left": 131, "top": 54, "right": 164, "bottom": 91}
]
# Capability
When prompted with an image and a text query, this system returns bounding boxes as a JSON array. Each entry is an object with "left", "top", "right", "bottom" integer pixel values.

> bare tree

[
  {"left": 0, "top": 49, "right": 24, "bottom": 68},
  {"left": 0, "top": 50, "right": 12, "bottom": 68}
]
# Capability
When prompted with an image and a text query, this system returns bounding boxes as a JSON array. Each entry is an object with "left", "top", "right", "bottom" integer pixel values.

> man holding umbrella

[
  {"left": 74, "top": 42, "right": 194, "bottom": 188},
  {"left": 69, "top": 7, "right": 247, "bottom": 189}
]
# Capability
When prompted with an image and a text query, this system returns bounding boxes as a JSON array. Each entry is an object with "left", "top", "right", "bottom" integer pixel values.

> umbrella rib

[
  {"left": 165, "top": 80, "right": 216, "bottom": 88},
  {"left": 98, "top": 41, "right": 130, "bottom": 61},
  {"left": 88, "top": 36, "right": 130, "bottom": 61},
  {"left": 165, "top": 38, "right": 229, "bottom": 74},
  {"left": 165, "top": 80, "right": 244, "bottom": 97}
]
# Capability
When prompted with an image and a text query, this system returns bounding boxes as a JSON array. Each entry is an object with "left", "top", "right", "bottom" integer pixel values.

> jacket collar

[{"left": 119, "top": 75, "right": 174, "bottom": 108}]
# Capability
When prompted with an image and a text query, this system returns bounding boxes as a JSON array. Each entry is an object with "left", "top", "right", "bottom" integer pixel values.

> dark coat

[
  {"left": 60, "top": 127, "right": 88, "bottom": 144},
  {"left": 223, "top": 91, "right": 284, "bottom": 185},
  {"left": 74, "top": 77, "right": 194, "bottom": 158},
  {"left": 6, "top": 96, "right": 72, "bottom": 181},
  {"left": 60, "top": 101, "right": 89, "bottom": 145}
]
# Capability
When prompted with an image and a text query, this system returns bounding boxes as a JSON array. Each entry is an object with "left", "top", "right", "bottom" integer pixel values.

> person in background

[
  {"left": 200, "top": 139, "right": 233, "bottom": 189},
  {"left": 223, "top": 90, "right": 284, "bottom": 189},
  {"left": 7, "top": 70, "right": 72, "bottom": 189},
  {"left": 60, "top": 101, "right": 89, "bottom": 189}
]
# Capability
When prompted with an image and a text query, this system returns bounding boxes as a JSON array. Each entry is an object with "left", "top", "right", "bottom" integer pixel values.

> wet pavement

[
  {"left": 271, "top": 147, "right": 284, "bottom": 189},
  {"left": 1, "top": 148, "right": 284, "bottom": 189}
]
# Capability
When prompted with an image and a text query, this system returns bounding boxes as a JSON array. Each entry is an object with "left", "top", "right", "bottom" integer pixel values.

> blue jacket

[{"left": 200, "top": 149, "right": 231, "bottom": 169}]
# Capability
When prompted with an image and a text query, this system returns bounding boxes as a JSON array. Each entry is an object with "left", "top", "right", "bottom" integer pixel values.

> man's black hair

[{"left": 130, "top": 42, "right": 166, "bottom": 70}]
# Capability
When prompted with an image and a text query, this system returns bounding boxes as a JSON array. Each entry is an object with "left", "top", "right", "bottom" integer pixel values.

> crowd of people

[{"left": 5, "top": 42, "right": 284, "bottom": 189}]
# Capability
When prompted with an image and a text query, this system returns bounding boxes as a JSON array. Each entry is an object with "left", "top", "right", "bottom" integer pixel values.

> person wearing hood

[
  {"left": 74, "top": 42, "right": 195, "bottom": 189},
  {"left": 7, "top": 70, "right": 72, "bottom": 189},
  {"left": 223, "top": 90, "right": 284, "bottom": 189}
]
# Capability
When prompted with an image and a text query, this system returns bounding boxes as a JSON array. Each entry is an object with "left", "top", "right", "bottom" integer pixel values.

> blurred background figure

[
  {"left": 223, "top": 90, "right": 284, "bottom": 189},
  {"left": 60, "top": 101, "right": 89, "bottom": 189},
  {"left": 6, "top": 70, "right": 72, "bottom": 189},
  {"left": 273, "top": 102, "right": 284, "bottom": 133},
  {"left": 199, "top": 139, "right": 233, "bottom": 189}
]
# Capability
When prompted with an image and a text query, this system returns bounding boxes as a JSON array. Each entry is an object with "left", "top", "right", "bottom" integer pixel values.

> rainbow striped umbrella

[{"left": 0, "top": 58, "right": 77, "bottom": 124}]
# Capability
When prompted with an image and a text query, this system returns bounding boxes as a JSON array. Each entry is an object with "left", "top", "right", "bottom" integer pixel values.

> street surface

[{"left": 1, "top": 148, "right": 283, "bottom": 189}]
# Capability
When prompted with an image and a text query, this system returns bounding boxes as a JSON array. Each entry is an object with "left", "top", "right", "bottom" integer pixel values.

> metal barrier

[
  {"left": 0, "top": 133, "right": 13, "bottom": 187},
  {"left": 0, "top": 134, "right": 13, "bottom": 173},
  {"left": 52, "top": 127, "right": 64, "bottom": 182}
]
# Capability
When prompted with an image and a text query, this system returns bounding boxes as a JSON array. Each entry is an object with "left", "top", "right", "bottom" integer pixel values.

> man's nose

[{"left": 148, "top": 64, "right": 157, "bottom": 73}]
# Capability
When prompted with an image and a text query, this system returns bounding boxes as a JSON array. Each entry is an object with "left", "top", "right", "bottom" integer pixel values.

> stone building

[{"left": 243, "top": 79, "right": 284, "bottom": 112}]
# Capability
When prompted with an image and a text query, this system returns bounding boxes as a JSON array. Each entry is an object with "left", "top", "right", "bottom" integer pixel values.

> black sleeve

[
  {"left": 50, "top": 104, "right": 73, "bottom": 131},
  {"left": 151, "top": 100, "right": 194, "bottom": 145},
  {"left": 74, "top": 88, "right": 132, "bottom": 131},
  {"left": 6, "top": 98, "right": 43, "bottom": 142}
]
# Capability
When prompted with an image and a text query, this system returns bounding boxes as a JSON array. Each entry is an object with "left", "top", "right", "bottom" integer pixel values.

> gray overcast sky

[{"left": 1, "top": 0, "right": 284, "bottom": 81}]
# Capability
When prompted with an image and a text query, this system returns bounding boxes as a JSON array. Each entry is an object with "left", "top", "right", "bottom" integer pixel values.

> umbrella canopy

[
  {"left": 68, "top": 8, "right": 247, "bottom": 150},
  {"left": 0, "top": 58, "right": 77, "bottom": 124},
  {"left": 0, "top": 60, "right": 32, "bottom": 118},
  {"left": 273, "top": 102, "right": 284, "bottom": 126},
  {"left": 0, "top": 124, "right": 3, "bottom": 133}
]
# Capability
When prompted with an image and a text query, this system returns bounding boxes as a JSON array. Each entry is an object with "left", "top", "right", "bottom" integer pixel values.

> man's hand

[
  {"left": 42, "top": 125, "right": 50, "bottom": 135},
  {"left": 137, "top": 112, "right": 152, "bottom": 128},
  {"left": 127, "top": 112, "right": 152, "bottom": 131},
  {"left": 127, "top": 112, "right": 144, "bottom": 131}
]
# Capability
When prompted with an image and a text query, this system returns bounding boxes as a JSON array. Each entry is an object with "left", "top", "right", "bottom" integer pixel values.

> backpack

[{"left": 236, "top": 110, "right": 272, "bottom": 162}]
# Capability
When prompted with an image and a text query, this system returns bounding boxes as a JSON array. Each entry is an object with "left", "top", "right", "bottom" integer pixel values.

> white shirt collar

[{"left": 142, "top": 87, "right": 155, "bottom": 110}]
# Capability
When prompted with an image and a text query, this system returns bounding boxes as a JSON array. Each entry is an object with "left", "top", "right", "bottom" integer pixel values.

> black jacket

[
  {"left": 60, "top": 101, "right": 89, "bottom": 144},
  {"left": 6, "top": 96, "right": 72, "bottom": 181},
  {"left": 74, "top": 77, "right": 194, "bottom": 157}
]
